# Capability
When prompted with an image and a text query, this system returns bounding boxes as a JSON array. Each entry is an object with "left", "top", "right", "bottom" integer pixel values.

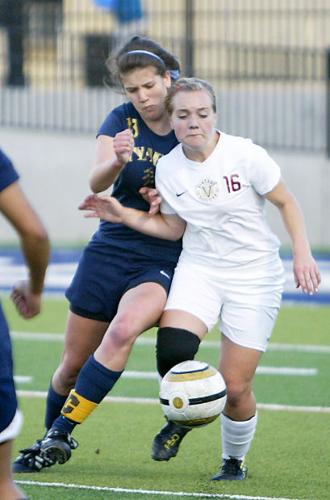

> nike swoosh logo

[
  {"left": 176, "top": 191, "right": 187, "bottom": 197},
  {"left": 160, "top": 270, "right": 170, "bottom": 279}
]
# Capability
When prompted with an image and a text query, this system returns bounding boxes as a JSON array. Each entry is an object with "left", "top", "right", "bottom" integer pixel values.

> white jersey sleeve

[
  {"left": 248, "top": 144, "right": 281, "bottom": 195},
  {"left": 160, "top": 198, "right": 176, "bottom": 215},
  {"left": 155, "top": 156, "right": 177, "bottom": 215}
]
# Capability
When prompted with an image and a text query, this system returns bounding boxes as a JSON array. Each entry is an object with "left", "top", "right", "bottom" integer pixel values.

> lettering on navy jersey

[
  {"left": 96, "top": 102, "right": 181, "bottom": 264},
  {"left": 132, "top": 146, "right": 162, "bottom": 166},
  {"left": 127, "top": 117, "right": 139, "bottom": 137},
  {"left": 143, "top": 166, "right": 155, "bottom": 186},
  {"left": 130, "top": 146, "right": 164, "bottom": 187}
]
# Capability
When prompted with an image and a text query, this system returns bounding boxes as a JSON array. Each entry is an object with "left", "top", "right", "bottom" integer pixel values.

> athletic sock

[
  {"left": 45, "top": 384, "right": 68, "bottom": 430},
  {"left": 50, "top": 355, "right": 123, "bottom": 434},
  {"left": 221, "top": 413, "right": 258, "bottom": 460}
]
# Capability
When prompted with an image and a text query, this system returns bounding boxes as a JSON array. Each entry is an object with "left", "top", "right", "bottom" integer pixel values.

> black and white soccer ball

[{"left": 159, "top": 360, "right": 227, "bottom": 427}]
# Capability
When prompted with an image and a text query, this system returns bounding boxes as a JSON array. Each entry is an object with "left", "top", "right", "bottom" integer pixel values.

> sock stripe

[{"left": 61, "top": 389, "right": 97, "bottom": 424}]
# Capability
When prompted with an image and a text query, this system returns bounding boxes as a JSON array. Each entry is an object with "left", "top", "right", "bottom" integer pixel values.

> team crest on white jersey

[{"left": 195, "top": 178, "right": 219, "bottom": 200}]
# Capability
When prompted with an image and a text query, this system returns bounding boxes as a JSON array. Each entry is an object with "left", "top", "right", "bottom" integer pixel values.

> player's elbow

[
  {"left": 22, "top": 223, "right": 49, "bottom": 246},
  {"left": 89, "top": 167, "right": 105, "bottom": 193},
  {"left": 173, "top": 229, "right": 185, "bottom": 241},
  {"left": 167, "top": 235, "right": 181, "bottom": 241},
  {"left": 166, "top": 228, "right": 185, "bottom": 241},
  {"left": 89, "top": 176, "right": 102, "bottom": 194}
]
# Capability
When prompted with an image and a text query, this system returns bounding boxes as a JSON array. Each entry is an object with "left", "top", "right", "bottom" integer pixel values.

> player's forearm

[
  {"left": 121, "top": 208, "right": 182, "bottom": 240},
  {"left": 279, "top": 198, "right": 312, "bottom": 257},
  {"left": 89, "top": 158, "right": 125, "bottom": 193},
  {"left": 21, "top": 232, "right": 50, "bottom": 294}
]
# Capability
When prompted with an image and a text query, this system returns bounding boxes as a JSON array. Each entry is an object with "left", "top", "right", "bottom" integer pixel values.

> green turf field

[{"left": 2, "top": 296, "right": 330, "bottom": 500}]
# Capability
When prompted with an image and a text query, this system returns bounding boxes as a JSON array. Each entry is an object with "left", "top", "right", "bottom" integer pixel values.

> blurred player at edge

[{"left": 0, "top": 148, "right": 49, "bottom": 498}]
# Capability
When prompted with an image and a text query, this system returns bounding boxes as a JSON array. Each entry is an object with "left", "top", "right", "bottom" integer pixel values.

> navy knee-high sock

[
  {"left": 45, "top": 384, "right": 68, "bottom": 430},
  {"left": 50, "top": 356, "right": 123, "bottom": 435}
]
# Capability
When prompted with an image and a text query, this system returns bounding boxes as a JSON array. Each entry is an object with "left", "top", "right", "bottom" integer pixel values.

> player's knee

[
  {"left": 225, "top": 380, "right": 252, "bottom": 409},
  {"left": 55, "top": 362, "right": 81, "bottom": 392},
  {"left": 156, "top": 327, "right": 201, "bottom": 377},
  {"left": 107, "top": 315, "right": 138, "bottom": 349}
]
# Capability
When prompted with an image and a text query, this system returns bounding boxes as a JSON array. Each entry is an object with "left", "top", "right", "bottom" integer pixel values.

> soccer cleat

[
  {"left": 212, "top": 457, "right": 247, "bottom": 481},
  {"left": 151, "top": 420, "right": 191, "bottom": 461},
  {"left": 39, "top": 429, "right": 79, "bottom": 466},
  {"left": 13, "top": 439, "right": 56, "bottom": 473}
]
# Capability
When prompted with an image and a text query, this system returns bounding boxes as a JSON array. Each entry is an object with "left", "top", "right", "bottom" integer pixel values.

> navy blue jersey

[
  {"left": 0, "top": 150, "right": 18, "bottom": 431},
  {"left": 0, "top": 149, "right": 19, "bottom": 192},
  {"left": 94, "top": 102, "right": 182, "bottom": 263},
  {"left": 0, "top": 303, "right": 17, "bottom": 432}
]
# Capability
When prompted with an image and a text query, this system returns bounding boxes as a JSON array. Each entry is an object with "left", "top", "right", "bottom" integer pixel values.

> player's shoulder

[
  {"left": 98, "top": 102, "right": 140, "bottom": 137},
  {"left": 0, "top": 148, "right": 15, "bottom": 171},
  {"left": 157, "top": 143, "right": 182, "bottom": 169},
  {"left": 220, "top": 131, "right": 254, "bottom": 151},
  {"left": 220, "top": 132, "right": 267, "bottom": 160},
  {"left": 110, "top": 101, "right": 137, "bottom": 119},
  {"left": 0, "top": 149, "right": 19, "bottom": 192},
  {"left": 159, "top": 144, "right": 182, "bottom": 165},
  {"left": 0, "top": 148, "right": 10, "bottom": 166}
]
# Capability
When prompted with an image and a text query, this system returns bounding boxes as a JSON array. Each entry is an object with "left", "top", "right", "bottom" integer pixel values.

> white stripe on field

[
  {"left": 13, "top": 368, "right": 318, "bottom": 383},
  {"left": 15, "top": 479, "right": 302, "bottom": 500},
  {"left": 256, "top": 367, "right": 317, "bottom": 376},
  {"left": 122, "top": 367, "right": 317, "bottom": 379},
  {"left": 11, "top": 331, "right": 330, "bottom": 354},
  {"left": 14, "top": 375, "right": 32, "bottom": 384},
  {"left": 16, "top": 390, "right": 330, "bottom": 413}
]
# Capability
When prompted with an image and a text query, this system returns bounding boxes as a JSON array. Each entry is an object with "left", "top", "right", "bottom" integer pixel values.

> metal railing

[{"left": 0, "top": 1, "right": 329, "bottom": 153}]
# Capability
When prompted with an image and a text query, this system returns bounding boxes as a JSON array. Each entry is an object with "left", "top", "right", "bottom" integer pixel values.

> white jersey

[{"left": 156, "top": 132, "right": 283, "bottom": 275}]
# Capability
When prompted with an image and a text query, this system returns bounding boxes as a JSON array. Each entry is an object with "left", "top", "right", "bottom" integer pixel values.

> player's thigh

[
  {"left": 60, "top": 312, "right": 108, "bottom": 370},
  {"left": 160, "top": 309, "right": 208, "bottom": 339},
  {"left": 66, "top": 243, "right": 128, "bottom": 321},
  {"left": 219, "top": 301, "right": 279, "bottom": 385},
  {"left": 164, "top": 260, "right": 221, "bottom": 334},
  {"left": 220, "top": 301, "right": 280, "bottom": 352},
  {"left": 219, "top": 334, "right": 262, "bottom": 386},
  {"left": 115, "top": 281, "right": 168, "bottom": 335}
]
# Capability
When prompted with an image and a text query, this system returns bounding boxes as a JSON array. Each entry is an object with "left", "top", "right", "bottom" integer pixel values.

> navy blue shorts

[
  {"left": 66, "top": 242, "right": 176, "bottom": 322},
  {"left": 0, "top": 304, "right": 17, "bottom": 433}
]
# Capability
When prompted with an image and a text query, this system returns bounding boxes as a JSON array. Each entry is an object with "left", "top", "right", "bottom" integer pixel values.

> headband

[
  {"left": 126, "top": 50, "right": 164, "bottom": 63},
  {"left": 125, "top": 50, "right": 180, "bottom": 80},
  {"left": 169, "top": 69, "right": 180, "bottom": 81}
]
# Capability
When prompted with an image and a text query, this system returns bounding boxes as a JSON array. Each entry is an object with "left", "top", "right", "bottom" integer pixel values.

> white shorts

[
  {"left": 0, "top": 409, "right": 23, "bottom": 444},
  {"left": 165, "top": 259, "right": 284, "bottom": 352}
]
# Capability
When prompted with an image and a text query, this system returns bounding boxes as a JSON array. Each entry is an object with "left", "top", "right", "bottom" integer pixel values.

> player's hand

[
  {"left": 11, "top": 280, "right": 42, "bottom": 319},
  {"left": 79, "top": 194, "right": 124, "bottom": 223},
  {"left": 113, "top": 129, "right": 134, "bottom": 165},
  {"left": 293, "top": 252, "right": 321, "bottom": 294},
  {"left": 139, "top": 187, "right": 162, "bottom": 215}
]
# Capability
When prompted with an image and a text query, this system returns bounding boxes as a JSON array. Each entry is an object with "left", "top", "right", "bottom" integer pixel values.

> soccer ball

[{"left": 159, "top": 360, "right": 227, "bottom": 427}]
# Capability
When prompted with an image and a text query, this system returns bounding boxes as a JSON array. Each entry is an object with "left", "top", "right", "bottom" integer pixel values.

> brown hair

[
  {"left": 165, "top": 77, "right": 217, "bottom": 114},
  {"left": 106, "top": 35, "right": 180, "bottom": 88}
]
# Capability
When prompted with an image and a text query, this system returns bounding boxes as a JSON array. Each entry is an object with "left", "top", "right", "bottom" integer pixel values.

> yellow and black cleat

[
  {"left": 151, "top": 420, "right": 192, "bottom": 461},
  {"left": 39, "top": 429, "right": 79, "bottom": 466}
]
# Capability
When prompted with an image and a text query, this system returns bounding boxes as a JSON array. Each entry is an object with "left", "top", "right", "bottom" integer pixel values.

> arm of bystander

[{"left": 0, "top": 181, "right": 50, "bottom": 318}]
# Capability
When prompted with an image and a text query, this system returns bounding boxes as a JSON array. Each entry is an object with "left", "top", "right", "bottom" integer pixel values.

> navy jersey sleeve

[
  {"left": 0, "top": 149, "right": 19, "bottom": 193},
  {"left": 97, "top": 106, "right": 127, "bottom": 138}
]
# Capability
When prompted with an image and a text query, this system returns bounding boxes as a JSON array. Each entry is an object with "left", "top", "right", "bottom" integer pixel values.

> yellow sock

[{"left": 61, "top": 389, "right": 98, "bottom": 424}]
